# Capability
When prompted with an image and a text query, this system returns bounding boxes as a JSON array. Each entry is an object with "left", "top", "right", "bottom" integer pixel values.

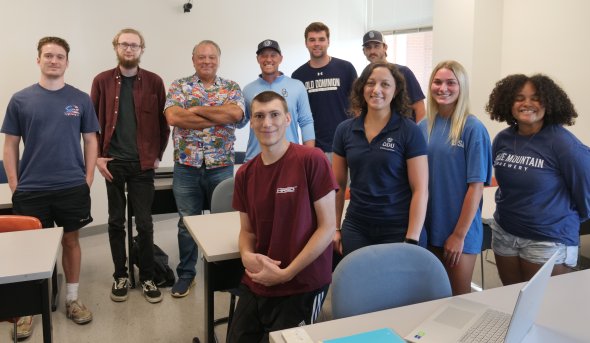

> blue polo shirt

[{"left": 333, "top": 112, "right": 427, "bottom": 226}]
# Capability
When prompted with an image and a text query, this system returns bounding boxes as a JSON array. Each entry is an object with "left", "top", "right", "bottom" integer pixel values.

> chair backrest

[
  {"left": 210, "top": 178, "right": 235, "bottom": 214},
  {"left": 0, "top": 215, "right": 42, "bottom": 233},
  {"left": 0, "top": 160, "right": 7, "bottom": 184},
  {"left": 331, "top": 243, "right": 452, "bottom": 319}
]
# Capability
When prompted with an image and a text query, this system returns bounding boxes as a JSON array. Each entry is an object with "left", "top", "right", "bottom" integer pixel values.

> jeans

[
  {"left": 173, "top": 163, "right": 233, "bottom": 280},
  {"left": 106, "top": 160, "right": 155, "bottom": 282},
  {"left": 341, "top": 215, "right": 406, "bottom": 257}
]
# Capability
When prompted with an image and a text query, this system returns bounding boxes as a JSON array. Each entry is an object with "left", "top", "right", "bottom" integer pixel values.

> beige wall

[{"left": 0, "top": 0, "right": 369, "bottom": 226}]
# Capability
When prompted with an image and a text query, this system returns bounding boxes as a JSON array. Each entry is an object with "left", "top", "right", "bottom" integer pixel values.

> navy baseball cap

[{"left": 256, "top": 39, "right": 281, "bottom": 55}]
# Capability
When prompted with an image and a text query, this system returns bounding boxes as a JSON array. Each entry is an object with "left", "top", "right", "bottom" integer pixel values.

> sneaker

[
  {"left": 66, "top": 299, "right": 93, "bottom": 324},
  {"left": 10, "top": 316, "right": 33, "bottom": 340},
  {"left": 142, "top": 280, "right": 163, "bottom": 303},
  {"left": 110, "top": 277, "right": 129, "bottom": 302},
  {"left": 171, "top": 278, "right": 195, "bottom": 298}
]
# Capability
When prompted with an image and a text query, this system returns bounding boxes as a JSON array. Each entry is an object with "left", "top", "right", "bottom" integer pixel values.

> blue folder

[{"left": 322, "top": 328, "right": 405, "bottom": 343}]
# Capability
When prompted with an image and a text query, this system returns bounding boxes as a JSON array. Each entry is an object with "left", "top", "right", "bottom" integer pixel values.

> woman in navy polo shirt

[
  {"left": 332, "top": 62, "right": 428, "bottom": 256},
  {"left": 486, "top": 74, "right": 590, "bottom": 285},
  {"left": 419, "top": 60, "right": 492, "bottom": 295}
]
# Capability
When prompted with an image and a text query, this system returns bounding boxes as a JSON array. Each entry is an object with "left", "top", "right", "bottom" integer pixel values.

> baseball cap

[
  {"left": 363, "top": 30, "right": 384, "bottom": 46},
  {"left": 256, "top": 39, "right": 281, "bottom": 55}
]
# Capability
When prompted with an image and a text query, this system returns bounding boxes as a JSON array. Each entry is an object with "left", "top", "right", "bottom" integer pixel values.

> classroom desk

[
  {"left": 0, "top": 227, "right": 63, "bottom": 343},
  {"left": 270, "top": 269, "right": 590, "bottom": 343},
  {"left": 184, "top": 211, "right": 244, "bottom": 343}
]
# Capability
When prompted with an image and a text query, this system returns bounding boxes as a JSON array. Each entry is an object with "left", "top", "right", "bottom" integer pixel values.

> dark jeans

[
  {"left": 341, "top": 215, "right": 406, "bottom": 257},
  {"left": 106, "top": 160, "right": 155, "bottom": 282},
  {"left": 173, "top": 163, "right": 233, "bottom": 280}
]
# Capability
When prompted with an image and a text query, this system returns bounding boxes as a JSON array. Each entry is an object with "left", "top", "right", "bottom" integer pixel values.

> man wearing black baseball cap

[
  {"left": 240, "top": 39, "right": 315, "bottom": 162},
  {"left": 362, "top": 30, "right": 426, "bottom": 122}
]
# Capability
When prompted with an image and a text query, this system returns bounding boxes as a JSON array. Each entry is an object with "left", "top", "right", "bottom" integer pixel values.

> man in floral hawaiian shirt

[{"left": 164, "top": 40, "right": 245, "bottom": 297}]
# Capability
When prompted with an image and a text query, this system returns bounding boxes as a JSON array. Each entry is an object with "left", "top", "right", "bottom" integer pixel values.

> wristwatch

[{"left": 404, "top": 238, "right": 418, "bottom": 245}]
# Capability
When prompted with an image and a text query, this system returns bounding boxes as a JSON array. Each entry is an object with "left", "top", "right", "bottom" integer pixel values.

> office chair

[
  {"left": 480, "top": 220, "right": 493, "bottom": 289},
  {"left": 331, "top": 243, "right": 452, "bottom": 319},
  {"left": 0, "top": 215, "right": 42, "bottom": 342},
  {"left": 0, "top": 160, "right": 8, "bottom": 184},
  {"left": 210, "top": 177, "right": 241, "bottom": 337}
]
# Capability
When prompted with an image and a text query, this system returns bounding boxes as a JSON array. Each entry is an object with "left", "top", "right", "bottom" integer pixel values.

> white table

[
  {"left": 184, "top": 211, "right": 243, "bottom": 343},
  {"left": 0, "top": 227, "right": 63, "bottom": 343},
  {"left": 270, "top": 269, "right": 590, "bottom": 342}
]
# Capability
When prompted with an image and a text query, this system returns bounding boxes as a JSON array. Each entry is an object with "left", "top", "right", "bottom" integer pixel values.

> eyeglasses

[{"left": 117, "top": 43, "right": 142, "bottom": 51}]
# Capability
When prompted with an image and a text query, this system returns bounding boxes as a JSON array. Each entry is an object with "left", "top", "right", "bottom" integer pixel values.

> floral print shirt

[{"left": 165, "top": 74, "right": 245, "bottom": 169}]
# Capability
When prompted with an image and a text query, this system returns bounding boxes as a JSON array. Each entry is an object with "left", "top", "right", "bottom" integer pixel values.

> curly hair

[
  {"left": 349, "top": 62, "right": 411, "bottom": 117},
  {"left": 485, "top": 74, "right": 577, "bottom": 127}
]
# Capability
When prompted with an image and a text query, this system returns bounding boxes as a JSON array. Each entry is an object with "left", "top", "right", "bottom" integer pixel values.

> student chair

[
  {"left": 0, "top": 215, "right": 43, "bottom": 342},
  {"left": 209, "top": 177, "right": 241, "bottom": 338},
  {"left": 331, "top": 243, "right": 452, "bottom": 319}
]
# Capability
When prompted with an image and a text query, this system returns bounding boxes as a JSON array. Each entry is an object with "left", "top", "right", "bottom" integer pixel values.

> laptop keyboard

[{"left": 459, "top": 309, "right": 511, "bottom": 343}]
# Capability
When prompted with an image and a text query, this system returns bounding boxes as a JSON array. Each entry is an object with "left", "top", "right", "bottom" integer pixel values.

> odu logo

[{"left": 381, "top": 137, "right": 396, "bottom": 151}]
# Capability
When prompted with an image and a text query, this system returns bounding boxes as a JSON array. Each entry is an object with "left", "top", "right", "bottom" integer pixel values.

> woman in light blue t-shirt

[{"left": 420, "top": 60, "right": 492, "bottom": 295}]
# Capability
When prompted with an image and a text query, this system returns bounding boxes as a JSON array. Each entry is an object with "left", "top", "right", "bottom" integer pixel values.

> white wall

[
  {"left": 0, "top": 0, "right": 369, "bottom": 226},
  {"left": 433, "top": 0, "right": 590, "bottom": 216}
]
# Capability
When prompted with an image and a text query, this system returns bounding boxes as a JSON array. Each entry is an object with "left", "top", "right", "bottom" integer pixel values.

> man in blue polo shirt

[{"left": 241, "top": 39, "right": 315, "bottom": 162}]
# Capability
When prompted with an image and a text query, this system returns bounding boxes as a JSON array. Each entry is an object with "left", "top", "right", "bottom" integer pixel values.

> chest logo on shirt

[
  {"left": 281, "top": 88, "right": 288, "bottom": 98},
  {"left": 64, "top": 105, "right": 80, "bottom": 117},
  {"left": 276, "top": 186, "right": 298, "bottom": 194},
  {"left": 452, "top": 139, "right": 465, "bottom": 148},
  {"left": 380, "top": 137, "right": 396, "bottom": 152},
  {"left": 494, "top": 152, "right": 545, "bottom": 171},
  {"left": 304, "top": 78, "right": 341, "bottom": 93}
]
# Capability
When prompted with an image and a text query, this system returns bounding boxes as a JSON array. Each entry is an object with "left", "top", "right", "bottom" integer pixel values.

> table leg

[
  {"left": 203, "top": 260, "right": 215, "bottom": 343},
  {"left": 41, "top": 278, "right": 53, "bottom": 343}
]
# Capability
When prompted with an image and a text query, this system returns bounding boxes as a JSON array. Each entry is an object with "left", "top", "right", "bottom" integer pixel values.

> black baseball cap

[
  {"left": 363, "top": 30, "right": 384, "bottom": 46},
  {"left": 256, "top": 39, "right": 281, "bottom": 55}
]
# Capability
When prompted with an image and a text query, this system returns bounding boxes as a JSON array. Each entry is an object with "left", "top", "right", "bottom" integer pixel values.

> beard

[{"left": 117, "top": 54, "right": 141, "bottom": 69}]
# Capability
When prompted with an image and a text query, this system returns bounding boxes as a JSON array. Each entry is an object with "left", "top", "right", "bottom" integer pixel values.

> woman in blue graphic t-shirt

[
  {"left": 419, "top": 60, "right": 492, "bottom": 295},
  {"left": 486, "top": 74, "right": 590, "bottom": 285},
  {"left": 332, "top": 62, "right": 428, "bottom": 257}
]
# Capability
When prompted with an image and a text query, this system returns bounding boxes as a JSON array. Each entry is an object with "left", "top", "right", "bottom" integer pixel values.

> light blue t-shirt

[
  {"left": 492, "top": 125, "right": 590, "bottom": 245},
  {"left": 419, "top": 115, "right": 492, "bottom": 253},
  {"left": 241, "top": 74, "right": 315, "bottom": 162},
  {"left": 2, "top": 83, "right": 100, "bottom": 191}
]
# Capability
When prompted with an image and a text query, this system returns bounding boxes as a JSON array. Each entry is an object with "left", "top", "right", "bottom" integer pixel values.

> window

[{"left": 383, "top": 28, "right": 433, "bottom": 96}]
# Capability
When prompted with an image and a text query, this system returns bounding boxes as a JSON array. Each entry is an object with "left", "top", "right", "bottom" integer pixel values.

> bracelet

[{"left": 404, "top": 238, "right": 418, "bottom": 245}]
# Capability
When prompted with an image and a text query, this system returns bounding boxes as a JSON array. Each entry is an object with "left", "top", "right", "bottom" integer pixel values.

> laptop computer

[{"left": 405, "top": 251, "right": 558, "bottom": 343}]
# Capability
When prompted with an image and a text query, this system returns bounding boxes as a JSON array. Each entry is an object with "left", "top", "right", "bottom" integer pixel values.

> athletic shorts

[
  {"left": 227, "top": 283, "right": 329, "bottom": 343},
  {"left": 490, "top": 219, "right": 578, "bottom": 267},
  {"left": 12, "top": 183, "right": 93, "bottom": 232}
]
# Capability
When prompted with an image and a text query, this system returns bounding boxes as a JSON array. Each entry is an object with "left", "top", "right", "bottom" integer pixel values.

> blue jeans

[
  {"left": 341, "top": 215, "right": 407, "bottom": 257},
  {"left": 173, "top": 163, "right": 233, "bottom": 279},
  {"left": 105, "top": 160, "right": 155, "bottom": 282}
]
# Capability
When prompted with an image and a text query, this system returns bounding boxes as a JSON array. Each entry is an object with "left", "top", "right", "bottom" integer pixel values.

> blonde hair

[{"left": 426, "top": 60, "right": 470, "bottom": 146}]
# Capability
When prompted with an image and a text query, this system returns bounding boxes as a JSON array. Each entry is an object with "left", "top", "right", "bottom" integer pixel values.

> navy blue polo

[{"left": 333, "top": 113, "right": 427, "bottom": 226}]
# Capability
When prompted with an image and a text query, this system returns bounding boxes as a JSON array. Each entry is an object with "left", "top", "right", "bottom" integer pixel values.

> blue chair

[
  {"left": 331, "top": 243, "right": 452, "bottom": 319},
  {"left": 0, "top": 160, "right": 8, "bottom": 184},
  {"left": 210, "top": 177, "right": 240, "bottom": 338}
]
